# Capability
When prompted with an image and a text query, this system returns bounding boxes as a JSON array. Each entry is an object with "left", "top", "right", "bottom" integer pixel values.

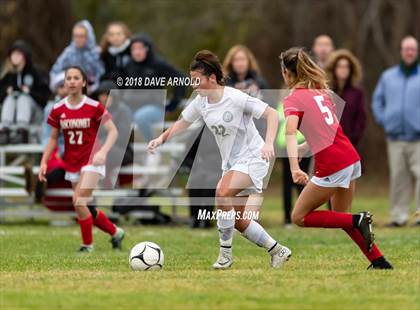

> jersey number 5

[
  {"left": 314, "top": 95, "right": 334, "bottom": 125},
  {"left": 68, "top": 130, "right": 83, "bottom": 145}
]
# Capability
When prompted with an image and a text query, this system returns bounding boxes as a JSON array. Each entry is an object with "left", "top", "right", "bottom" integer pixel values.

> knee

[
  {"left": 291, "top": 210, "right": 304, "bottom": 227},
  {"left": 73, "top": 189, "right": 92, "bottom": 207},
  {"left": 216, "top": 187, "right": 231, "bottom": 198},
  {"left": 234, "top": 219, "right": 249, "bottom": 233}
]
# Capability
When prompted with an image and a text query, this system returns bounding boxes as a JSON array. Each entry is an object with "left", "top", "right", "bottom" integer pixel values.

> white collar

[
  {"left": 108, "top": 39, "right": 131, "bottom": 55},
  {"left": 65, "top": 95, "right": 86, "bottom": 110}
]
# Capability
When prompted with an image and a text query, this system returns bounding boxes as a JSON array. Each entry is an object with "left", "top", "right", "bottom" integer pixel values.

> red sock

[
  {"left": 343, "top": 228, "right": 383, "bottom": 262},
  {"left": 78, "top": 215, "right": 93, "bottom": 246},
  {"left": 304, "top": 211, "right": 353, "bottom": 229},
  {"left": 94, "top": 210, "right": 117, "bottom": 236}
]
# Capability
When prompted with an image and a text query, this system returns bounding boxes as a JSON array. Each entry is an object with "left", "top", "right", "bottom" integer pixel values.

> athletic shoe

[
  {"left": 356, "top": 211, "right": 375, "bottom": 251},
  {"left": 385, "top": 221, "right": 406, "bottom": 228},
  {"left": 78, "top": 245, "right": 94, "bottom": 253},
  {"left": 110, "top": 227, "right": 125, "bottom": 250},
  {"left": 213, "top": 247, "right": 233, "bottom": 269},
  {"left": 269, "top": 243, "right": 292, "bottom": 268},
  {"left": 367, "top": 256, "right": 393, "bottom": 270}
]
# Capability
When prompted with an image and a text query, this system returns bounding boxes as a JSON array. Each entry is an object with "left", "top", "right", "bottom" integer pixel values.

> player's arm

[
  {"left": 92, "top": 119, "right": 118, "bottom": 165},
  {"left": 39, "top": 127, "right": 59, "bottom": 182},
  {"left": 285, "top": 115, "right": 308, "bottom": 185},
  {"left": 148, "top": 118, "right": 191, "bottom": 153},
  {"left": 260, "top": 106, "right": 279, "bottom": 160}
]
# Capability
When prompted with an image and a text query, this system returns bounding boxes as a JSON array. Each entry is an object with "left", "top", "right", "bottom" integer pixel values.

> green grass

[{"left": 0, "top": 196, "right": 419, "bottom": 309}]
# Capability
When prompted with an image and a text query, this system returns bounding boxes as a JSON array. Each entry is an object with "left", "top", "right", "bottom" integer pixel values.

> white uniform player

[{"left": 182, "top": 86, "right": 269, "bottom": 196}]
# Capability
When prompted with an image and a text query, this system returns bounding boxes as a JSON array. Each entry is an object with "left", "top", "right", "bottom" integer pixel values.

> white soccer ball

[{"left": 129, "top": 242, "right": 164, "bottom": 271}]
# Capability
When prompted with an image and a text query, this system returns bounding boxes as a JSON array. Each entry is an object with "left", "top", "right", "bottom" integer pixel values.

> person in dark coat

[
  {"left": 100, "top": 21, "right": 132, "bottom": 82},
  {"left": 325, "top": 49, "right": 366, "bottom": 148},
  {"left": 122, "top": 33, "right": 187, "bottom": 142},
  {"left": 0, "top": 40, "right": 50, "bottom": 144}
]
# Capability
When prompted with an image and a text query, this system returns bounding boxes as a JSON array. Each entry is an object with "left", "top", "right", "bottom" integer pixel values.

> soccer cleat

[
  {"left": 78, "top": 245, "right": 94, "bottom": 253},
  {"left": 367, "top": 256, "right": 393, "bottom": 270},
  {"left": 110, "top": 227, "right": 125, "bottom": 250},
  {"left": 213, "top": 247, "right": 233, "bottom": 269},
  {"left": 269, "top": 243, "right": 292, "bottom": 268},
  {"left": 356, "top": 211, "right": 375, "bottom": 252}
]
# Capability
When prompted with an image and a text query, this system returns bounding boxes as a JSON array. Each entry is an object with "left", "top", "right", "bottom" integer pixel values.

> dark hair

[
  {"left": 279, "top": 47, "right": 328, "bottom": 89},
  {"left": 190, "top": 50, "right": 225, "bottom": 85},
  {"left": 64, "top": 66, "right": 88, "bottom": 94}
]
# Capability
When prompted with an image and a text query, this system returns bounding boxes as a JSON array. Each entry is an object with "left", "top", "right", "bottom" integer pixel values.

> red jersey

[
  {"left": 47, "top": 96, "right": 111, "bottom": 173},
  {"left": 284, "top": 88, "right": 360, "bottom": 177}
]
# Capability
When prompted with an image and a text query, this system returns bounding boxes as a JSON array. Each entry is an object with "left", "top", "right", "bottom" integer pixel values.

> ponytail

[
  {"left": 280, "top": 47, "right": 328, "bottom": 89},
  {"left": 190, "top": 50, "right": 225, "bottom": 85}
]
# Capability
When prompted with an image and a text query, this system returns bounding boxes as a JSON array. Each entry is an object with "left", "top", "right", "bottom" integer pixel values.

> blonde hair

[
  {"left": 279, "top": 47, "right": 328, "bottom": 89},
  {"left": 100, "top": 21, "right": 131, "bottom": 53},
  {"left": 325, "top": 49, "right": 362, "bottom": 89},
  {"left": 223, "top": 45, "right": 261, "bottom": 75}
]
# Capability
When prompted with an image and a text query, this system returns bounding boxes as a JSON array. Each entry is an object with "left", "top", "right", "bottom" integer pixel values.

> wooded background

[{"left": 0, "top": 0, "right": 419, "bottom": 180}]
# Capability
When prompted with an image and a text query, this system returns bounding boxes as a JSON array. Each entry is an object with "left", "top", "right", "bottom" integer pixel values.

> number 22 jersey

[
  {"left": 283, "top": 88, "right": 360, "bottom": 177},
  {"left": 47, "top": 96, "right": 112, "bottom": 173}
]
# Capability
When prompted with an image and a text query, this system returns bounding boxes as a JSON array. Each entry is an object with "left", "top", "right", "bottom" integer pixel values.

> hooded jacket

[
  {"left": 50, "top": 20, "right": 104, "bottom": 91},
  {"left": 101, "top": 39, "right": 131, "bottom": 81},
  {"left": 122, "top": 33, "right": 186, "bottom": 111},
  {"left": 0, "top": 40, "right": 50, "bottom": 107}
]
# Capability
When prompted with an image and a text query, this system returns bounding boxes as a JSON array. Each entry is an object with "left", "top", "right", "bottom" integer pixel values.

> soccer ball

[{"left": 129, "top": 242, "right": 164, "bottom": 271}]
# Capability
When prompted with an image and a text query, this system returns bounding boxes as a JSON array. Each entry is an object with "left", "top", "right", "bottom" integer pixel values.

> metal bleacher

[{"left": 0, "top": 123, "right": 191, "bottom": 223}]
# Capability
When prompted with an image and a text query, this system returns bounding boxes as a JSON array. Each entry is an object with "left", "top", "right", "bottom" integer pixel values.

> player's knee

[
  {"left": 216, "top": 187, "right": 231, "bottom": 198},
  {"left": 74, "top": 189, "right": 92, "bottom": 207},
  {"left": 291, "top": 211, "right": 304, "bottom": 227}
]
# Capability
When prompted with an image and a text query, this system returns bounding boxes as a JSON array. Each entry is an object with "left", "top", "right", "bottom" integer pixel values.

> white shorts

[
  {"left": 64, "top": 165, "right": 106, "bottom": 183},
  {"left": 311, "top": 161, "right": 361, "bottom": 189},
  {"left": 223, "top": 158, "right": 269, "bottom": 196}
]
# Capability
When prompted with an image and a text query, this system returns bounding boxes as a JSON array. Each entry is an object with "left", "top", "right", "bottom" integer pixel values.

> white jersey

[{"left": 182, "top": 86, "right": 268, "bottom": 171}]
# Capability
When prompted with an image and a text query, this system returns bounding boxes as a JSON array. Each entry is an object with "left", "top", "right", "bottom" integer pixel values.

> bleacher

[{"left": 0, "top": 122, "right": 196, "bottom": 223}]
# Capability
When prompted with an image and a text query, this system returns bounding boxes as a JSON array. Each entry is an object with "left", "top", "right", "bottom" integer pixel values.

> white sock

[
  {"left": 242, "top": 220, "right": 277, "bottom": 251},
  {"left": 217, "top": 209, "right": 235, "bottom": 248}
]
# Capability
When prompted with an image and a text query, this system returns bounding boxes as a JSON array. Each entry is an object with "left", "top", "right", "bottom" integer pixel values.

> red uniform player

[
  {"left": 281, "top": 48, "right": 392, "bottom": 269},
  {"left": 39, "top": 66, "right": 124, "bottom": 252}
]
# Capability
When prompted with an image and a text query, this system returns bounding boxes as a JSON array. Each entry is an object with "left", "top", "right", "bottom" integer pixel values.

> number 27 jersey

[{"left": 47, "top": 96, "right": 112, "bottom": 173}]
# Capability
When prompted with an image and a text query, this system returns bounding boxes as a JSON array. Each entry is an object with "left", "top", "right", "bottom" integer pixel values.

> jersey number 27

[{"left": 68, "top": 130, "right": 83, "bottom": 145}]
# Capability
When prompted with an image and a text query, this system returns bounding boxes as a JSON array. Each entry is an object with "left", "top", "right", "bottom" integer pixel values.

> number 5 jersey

[
  {"left": 283, "top": 88, "right": 360, "bottom": 177},
  {"left": 47, "top": 95, "right": 112, "bottom": 173}
]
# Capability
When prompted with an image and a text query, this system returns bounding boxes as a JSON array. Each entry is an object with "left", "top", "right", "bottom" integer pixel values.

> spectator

[
  {"left": 100, "top": 21, "right": 132, "bottom": 81},
  {"left": 123, "top": 33, "right": 186, "bottom": 142},
  {"left": 35, "top": 72, "right": 68, "bottom": 204},
  {"left": 312, "top": 34, "right": 335, "bottom": 68},
  {"left": 325, "top": 49, "right": 366, "bottom": 148},
  {"left": 0, "top": 40, "right": 50, "bottom": 144},
  {"left": 372, "top": 36, "right": 420, "bottom": 227},
  {"left": 223, "top": 45, "right": 268, "bottom": 97},
  {"left": 50, "top": 20, "right": 104, "bottom": 94}
]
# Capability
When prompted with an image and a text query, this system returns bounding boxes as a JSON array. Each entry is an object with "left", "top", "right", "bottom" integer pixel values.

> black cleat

[
  {"left": 367, "top": 256, "right": 393, "bottom": 270},
  {"left": 110, "top": 227, "right": 125, "bottom": 250},
  {"left": 355, "top": 211, "right": 375, "bottom": 252}
]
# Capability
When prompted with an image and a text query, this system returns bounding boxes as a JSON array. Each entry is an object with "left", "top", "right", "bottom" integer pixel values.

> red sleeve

[
  {"left": 283, "top": 95, "right": 303, "bottom": 119},
  {"left": 95, "top": 103, "right": 112, "bottom": 124},
  {"left": 47, "top": 108, "right": 60, "bottom": 128}
]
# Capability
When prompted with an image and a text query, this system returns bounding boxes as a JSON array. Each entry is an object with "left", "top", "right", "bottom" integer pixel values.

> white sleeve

[
  {"left": 181, "top": 96, "right": 202, "bottom": 123},
  {"left": 243, "top": 94, "right": 268, "bottom": 119}
]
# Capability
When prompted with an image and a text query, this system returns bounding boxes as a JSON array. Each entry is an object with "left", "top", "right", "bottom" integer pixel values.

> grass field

[{"left": 0, "top": 195, "right": 419, "bottom": 309}]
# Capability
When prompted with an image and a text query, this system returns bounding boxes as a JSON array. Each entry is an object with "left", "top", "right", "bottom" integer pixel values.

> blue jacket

[{"left": 372, "top": 64, "right": 420, "bottom": 141}]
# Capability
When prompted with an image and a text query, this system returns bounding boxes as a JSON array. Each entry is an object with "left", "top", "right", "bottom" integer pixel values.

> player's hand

[
  {"left": 21, "top": 85, "right": 30, "bottom": 94},
  {"left": 261, "top": 143, "right": 275, "bottom": 161},
  {"left": 38, "top": 162, "right": 47, "bottom": 182},
  {"left": 291, "top": 168, "right": 309, "bottom": 185},
  {"left": 148, "top": 136, "right": 163, "bottom": 154},
  {"left": 6, "top": 86, "right": 13, "bottom": 95},
  {"left": 92, "top": 150, "right": 107, "bottom": 165}
]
